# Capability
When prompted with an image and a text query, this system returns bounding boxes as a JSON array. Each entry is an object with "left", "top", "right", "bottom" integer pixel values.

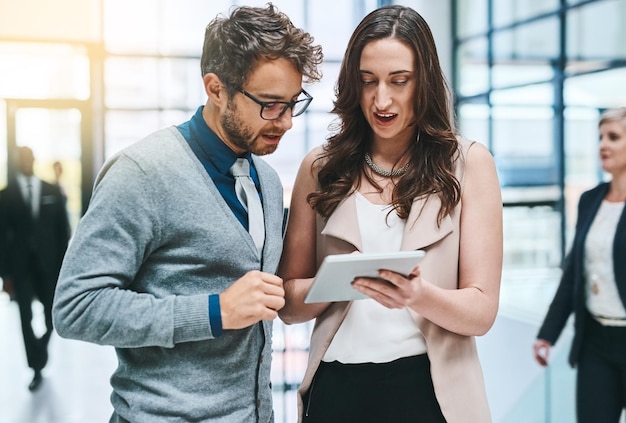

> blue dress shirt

[{"left": 177, "top": 106, "right": 262, "bottom": 231}]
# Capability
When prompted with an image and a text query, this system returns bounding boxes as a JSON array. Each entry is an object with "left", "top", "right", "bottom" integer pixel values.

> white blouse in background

[
  {"left": 323, "top": 191, "right": 427, "bottom": 363},
  {"left": 585, "top": 200, "right": 626, "bottom": 324}
]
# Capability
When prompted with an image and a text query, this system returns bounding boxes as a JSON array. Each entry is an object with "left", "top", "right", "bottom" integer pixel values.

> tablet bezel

[{"left": 304, "top": 250, "right": 425, "bottom": 304}]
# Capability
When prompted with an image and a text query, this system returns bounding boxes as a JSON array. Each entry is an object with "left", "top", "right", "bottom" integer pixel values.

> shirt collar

[
  {"left": 189, "top": 106, "right": 252, "bottom": 174},
  {"left": 15, "top": 172, "right": 37, "bottom": 186}
]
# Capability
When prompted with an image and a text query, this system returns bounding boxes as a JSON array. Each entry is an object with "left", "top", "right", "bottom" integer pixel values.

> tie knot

[{"left": 230, "top": 158, "right": 250, "bottom": 177}]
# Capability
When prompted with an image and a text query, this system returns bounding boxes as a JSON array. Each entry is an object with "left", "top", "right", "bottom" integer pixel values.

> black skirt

[{"left": 303, "top": 354, "right": 447, "bottom": 423}]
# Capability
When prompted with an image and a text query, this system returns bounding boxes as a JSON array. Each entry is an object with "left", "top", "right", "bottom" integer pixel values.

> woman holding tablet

[{"left": 278, "top": 5, "right": 503, "bottom": 423}]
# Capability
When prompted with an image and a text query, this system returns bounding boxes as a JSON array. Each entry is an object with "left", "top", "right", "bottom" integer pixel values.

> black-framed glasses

[{"left": 229, "top": 85, "right": 313, "bottom": 120}]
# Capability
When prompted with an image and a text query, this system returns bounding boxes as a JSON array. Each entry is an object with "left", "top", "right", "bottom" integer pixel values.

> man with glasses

[
  {"left": 226, "top": 83, "right": 313, "bottom": 121},
  {"left": 52, "top": 4, "right": 322, "bottom": 422}
]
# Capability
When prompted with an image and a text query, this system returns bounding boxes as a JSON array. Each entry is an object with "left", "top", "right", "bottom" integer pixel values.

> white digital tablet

[{"left": 304, "top": 250, "right": 425, "bottom": 304}]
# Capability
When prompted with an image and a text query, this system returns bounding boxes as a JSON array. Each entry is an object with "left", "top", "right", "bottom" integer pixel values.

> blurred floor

[{"left": 0, "top": 292, "right": 116, "bottom": 423}]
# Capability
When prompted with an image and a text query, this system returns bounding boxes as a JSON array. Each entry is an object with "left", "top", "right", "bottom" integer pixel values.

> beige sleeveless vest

[{"left": 296, "top": 138, "right": 492, "bottom": 423}]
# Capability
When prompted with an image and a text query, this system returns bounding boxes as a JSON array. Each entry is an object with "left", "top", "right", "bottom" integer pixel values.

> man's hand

[{"left": 220, "top": 270, "right": 284, "bottom": 330}]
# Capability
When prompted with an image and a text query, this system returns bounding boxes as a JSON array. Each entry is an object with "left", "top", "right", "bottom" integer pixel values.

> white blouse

[
  {"left": 585, "top": 200, "right": 626, "bottom": 325},
  {"left": 323, "top": 191, "right": 427, "bottom": 363}
]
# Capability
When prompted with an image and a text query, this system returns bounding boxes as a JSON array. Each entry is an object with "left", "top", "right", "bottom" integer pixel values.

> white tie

[
  {"left": 26, "top": 178, "right": 34, "bottom": 217},
  {"left": 230, "top": 158, "right": 265, "bottom": 253}
]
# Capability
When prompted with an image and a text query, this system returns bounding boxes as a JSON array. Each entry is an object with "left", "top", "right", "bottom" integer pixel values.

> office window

[
  {"left": 457, "top": 103, "right": 490, "bottom": 147},
  {"left": 491, "top": 106, "right": 557, "bottom": 186},
  {"left": 493, "top": 0, "right": 559, "bottom": 27},
  {"left": 105, "top": 57, "right": 204, "bottom": 110},
  {"left": 455, "top": 0, "right": 488, "bottom": 37},
  {"left": 456, "top": 38, "right": 490, "bottom": 97},
  {"left": 455, "top": 0, "right": 626, "bottom": 273},
  {"left": 0, "top": 43, "right": 90, "bottom": 100},
  {"left": 104, "top": 0, "right": 230, "bottom": 55},
  {"left": 492, "top": 18, "right": 558, "bottom": 88},
  {"left": 563, "top": 106, "right": 601, "bottom": 216},
  {"left": 104, "top": 109, "right": 191, "bottom": 159},
  {"left": 307, "top": 1, "right": 355, "bottom": 58},
  {"left": 566, "top": 0, "right": 626, "bottom": 73}
]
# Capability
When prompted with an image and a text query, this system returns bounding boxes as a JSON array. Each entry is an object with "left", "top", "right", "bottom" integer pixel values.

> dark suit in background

[
  {"left": 0, "top": 146, "right": 70, "bottom": 390},
  {"left": 537, "top": 182, "right": 626, "bottom": 366}
]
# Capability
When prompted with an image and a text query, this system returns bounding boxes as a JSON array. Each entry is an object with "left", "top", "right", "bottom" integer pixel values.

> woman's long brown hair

[{"left": 307, "top": 6, "right": 461, "bottom": 225}]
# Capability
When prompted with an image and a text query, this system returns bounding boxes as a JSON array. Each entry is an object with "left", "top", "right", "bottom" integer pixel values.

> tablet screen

[{"left": 304, "top": 250, "right": 425, "bottom": 304}]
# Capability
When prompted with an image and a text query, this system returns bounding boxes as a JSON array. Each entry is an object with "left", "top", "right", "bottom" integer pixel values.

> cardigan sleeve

[{"left": 52, "top": 153, "right": 212, "bottom": 348}]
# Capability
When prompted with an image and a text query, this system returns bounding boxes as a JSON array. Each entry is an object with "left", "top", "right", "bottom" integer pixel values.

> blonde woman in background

[{"left": 534, "top": 107, "right": 626, "bottom": 423}]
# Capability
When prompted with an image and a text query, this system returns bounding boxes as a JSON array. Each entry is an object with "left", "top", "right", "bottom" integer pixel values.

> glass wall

[{"left": 454, "top": 0, "right": 626, "bottom": 269}]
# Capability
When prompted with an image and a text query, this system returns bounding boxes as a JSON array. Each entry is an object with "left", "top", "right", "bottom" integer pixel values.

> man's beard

[{"left": 221, "top": 101, "right": 279, "bottom": 156}]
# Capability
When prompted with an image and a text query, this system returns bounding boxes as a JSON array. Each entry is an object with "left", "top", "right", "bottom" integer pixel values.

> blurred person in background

[
  {"left": 278, "top": 6, "right": 502, "bottom": 423},
  {"left": 0, "top": 146, "right": 70, "bottom": 391},
  {"left": 51, "top": 160, "right": 67, "bottom": 198},
  {"left": 52, "top": 3, "right": 322, "bottom": 422},
  {"left": 534, "top": 107, "right": 626, "bottom": 423},
  {"left": 52, "top": 160, "right": 62, "bottom": 185}
]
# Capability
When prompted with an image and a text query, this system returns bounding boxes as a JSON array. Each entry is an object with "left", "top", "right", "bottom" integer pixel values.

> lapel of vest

[
  {"left": 320, "top": 194, "right": 362, "bottom": 251},
  {"left": 402, "top": 195, "right": 454, "bottom": 251}
]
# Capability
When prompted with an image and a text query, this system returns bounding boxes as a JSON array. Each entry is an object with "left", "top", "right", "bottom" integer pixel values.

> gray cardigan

[{"left": 53, "top": 127, "right": 284, "bottom": 422}]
